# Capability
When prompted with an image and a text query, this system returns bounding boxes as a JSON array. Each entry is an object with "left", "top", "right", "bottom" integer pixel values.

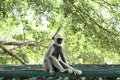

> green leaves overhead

[{"left": 0, "top": 0, "right": 120, "bottom": 64}]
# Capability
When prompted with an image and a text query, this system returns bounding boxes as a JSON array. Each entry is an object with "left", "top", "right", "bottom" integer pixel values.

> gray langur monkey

[{"left": 44, "top": 35, "right": 82, "bottom": 75}]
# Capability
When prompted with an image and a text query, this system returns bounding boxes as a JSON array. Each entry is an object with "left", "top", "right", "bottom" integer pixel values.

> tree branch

[
  {"left": 9, "top": 41, "right": 48, "bottom": 51},
  {"left": 0, "top": 45, "right": 26, "bottom": 64},
  {"left": 52, "top": 26, "right": 62, "bottom": 38},
  {"left": 80, "top": 5, "right": 119, "bottom": 36},
  {"left": 0, "top": 41, "right": 38, "bottom": 46}
]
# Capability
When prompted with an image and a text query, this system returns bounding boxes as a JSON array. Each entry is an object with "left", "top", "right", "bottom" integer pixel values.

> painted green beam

[{"left": 0, "top": 64, "right": 120, "bottom": 77}]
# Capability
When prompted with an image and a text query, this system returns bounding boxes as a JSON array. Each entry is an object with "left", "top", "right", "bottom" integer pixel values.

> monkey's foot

[
  {"left": 73, "top": 69, "right": 82, "bottom": 75},
  {"left": 68, "top": 68, "right": 73, "bottom": 73},
  {"left": 60, "top": 69, "right": 68, "bottom": 73},
  {"left": 60, "top": 68, "right": 73, "bottom": 74},
  {"left": 50, "top": 71, "right": 55, "bottom": 76}
]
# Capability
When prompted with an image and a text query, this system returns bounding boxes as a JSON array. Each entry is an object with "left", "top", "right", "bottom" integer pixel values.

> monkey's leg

[
  {"left": 49, "top": 55, "right": 68, "bottom": 72},
  {"left": 59, "top": 61, "right": 82, "bottom": 75},
  {"left": 59, "top": 60, "right": 74, "bottom": 70},
  {"left": 44, "top": 59, "right": 54, "bottom": 74}
]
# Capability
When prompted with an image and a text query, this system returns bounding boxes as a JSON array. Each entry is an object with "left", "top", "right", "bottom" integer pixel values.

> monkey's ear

[{"left": 52, "top": 36, "right": 54, "bottom": 40}]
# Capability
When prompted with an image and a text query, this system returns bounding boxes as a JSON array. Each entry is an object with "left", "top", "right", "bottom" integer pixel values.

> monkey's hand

[
  {"left": 50, "top": 70, "right": 55, "bottom": 76},
  {"left": 60, "top": 69, "right": 68, "bottom": 73},
  {"left": 73, "top": 69, "right": 82, "bottom": 75},
  {"left": 68, "top": 68, "right": 73, "bottom": 73},
  {"left": 61, "top": 68, "right": 73, "bottom": 73}
]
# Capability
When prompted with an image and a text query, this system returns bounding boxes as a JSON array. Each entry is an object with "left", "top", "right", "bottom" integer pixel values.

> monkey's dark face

[{"left": 57, "top": 38, "right": 63, "bottom": 44}]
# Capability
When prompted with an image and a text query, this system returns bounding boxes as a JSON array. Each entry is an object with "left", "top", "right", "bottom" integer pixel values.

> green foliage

[{"left": 0, "top": 0, "right": 120, "bottom": 64}]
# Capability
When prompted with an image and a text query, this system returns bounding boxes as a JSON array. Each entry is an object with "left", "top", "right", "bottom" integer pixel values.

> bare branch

[
  {"left": 80, "top": 5, "right": 119, "bottom": 36},
  {"left": 9, "top": 42, "right": 48, "bottom": 51},
  {"left": 52, "top": 26, "right": 63, "bottom": 38},
  {"left": 0, "top": 45, "right": 26, "bottom": 64},
  {"left": 0, "top": 41, "right": 38, "bottom": 46}
]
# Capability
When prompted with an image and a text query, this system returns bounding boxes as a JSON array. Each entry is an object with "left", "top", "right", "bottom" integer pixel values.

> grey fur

[{"left": 43, "top": 35, "right": 82, "bottom": 75}]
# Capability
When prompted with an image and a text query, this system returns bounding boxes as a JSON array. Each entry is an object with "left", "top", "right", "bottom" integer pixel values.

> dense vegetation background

[{"left": 0, "top": 0, "right": 120, "bottom": 65}]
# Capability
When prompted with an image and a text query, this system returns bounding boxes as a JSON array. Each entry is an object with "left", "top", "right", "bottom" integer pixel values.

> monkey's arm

[
  {"left": 60, "top": 47, "right": 67, "bottom": 63},
  {"left": 45, "top": 44, "right": 55, "bottom": 59}
]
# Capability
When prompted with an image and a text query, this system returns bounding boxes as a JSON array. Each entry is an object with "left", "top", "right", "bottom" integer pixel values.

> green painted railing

[{"left": 0, "top": 64, "right": 120, "bottom": 80}]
